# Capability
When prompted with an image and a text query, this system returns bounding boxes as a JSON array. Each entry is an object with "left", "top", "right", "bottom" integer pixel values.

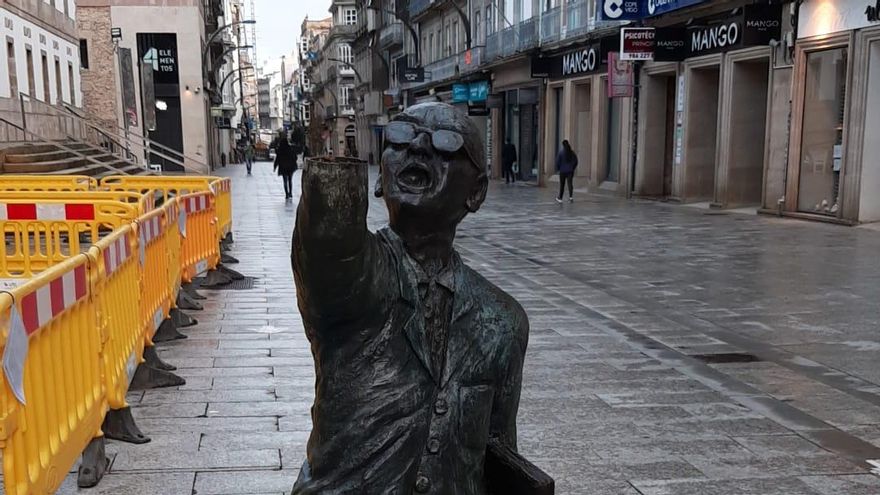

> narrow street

[{"left": 61, "top": 162, "right": 880, "bottom": 494}]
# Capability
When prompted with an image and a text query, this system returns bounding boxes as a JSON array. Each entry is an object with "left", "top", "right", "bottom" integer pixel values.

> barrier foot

[
  {"left": 171, "top": 308, "right": 198, "bottom": 328},
  {"left": 154, "top": 317, "right": 188, "bottom": 342},
  {"left": 224, "top": 232, "right": 234, "bottom": 244},
  {"left": 183, "top": 283, "right": 207, "bottom": 300},
  {"left": 217, "top": 264, "right": 245, "bottom": 281},
  {"left": 221, "top": 252, "right": 240, "bottom": 264},
  {"left": 130, "top": 362, "right": 187, "bottom": 390},
  {"left": 77, "top": 437, "right": 109, "bottom": 488},
  {"left": 177, "top": 289, "right": 204, "bottom": 311},
  {"left": 200, "top": 269, "right": 233, "bottom": 289},
  {"left": 103, "top": 407, "right": 151, "bottom": 444},
  {"left": 143, "top": 345, "right": 177, "bottom": 371}
]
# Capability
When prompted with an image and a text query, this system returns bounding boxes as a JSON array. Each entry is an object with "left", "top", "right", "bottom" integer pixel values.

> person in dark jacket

[
  {"left": 273, "top": 132, "right": 298, "bottom": 199},
  {"left": 555, "top": 140, "right": 578, "bottom": 203},
  {"left": 501, "top": 139, "right": 517, "bottom": 184}
]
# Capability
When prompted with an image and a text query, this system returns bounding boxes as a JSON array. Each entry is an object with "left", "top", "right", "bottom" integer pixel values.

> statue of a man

[{"left": 291, "top": 102, "right": 529, "bottom": 494}]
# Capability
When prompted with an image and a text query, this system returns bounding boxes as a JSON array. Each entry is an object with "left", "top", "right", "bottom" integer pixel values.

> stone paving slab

[{"left": 52, "top": 162, "right": 880, "bottom": 494}]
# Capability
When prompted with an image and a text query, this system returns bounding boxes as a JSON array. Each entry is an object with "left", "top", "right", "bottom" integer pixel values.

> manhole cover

[
  {"left": 201, "top": 277, "right": 257, "bottom": 291},
  {"left": 691, "top": 353, "right": 761, "bottom": 364}
]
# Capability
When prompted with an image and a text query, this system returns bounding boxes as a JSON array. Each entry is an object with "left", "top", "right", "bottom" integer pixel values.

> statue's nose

[{"left": 410, "top": 132, "right": 432, "bottom": 154}]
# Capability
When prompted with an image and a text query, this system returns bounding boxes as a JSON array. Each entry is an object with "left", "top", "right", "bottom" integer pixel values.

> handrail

[
  {"left": 60, "top": 103, "right": 211, "bottom": 175},
  {"left": 0, "top": 117, "right": 135, "bottom": 176}
]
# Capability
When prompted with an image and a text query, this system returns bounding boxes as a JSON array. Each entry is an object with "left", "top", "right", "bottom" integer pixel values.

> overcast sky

[{"left": 255, "top": 0, "right": 331, "bottom": 67}]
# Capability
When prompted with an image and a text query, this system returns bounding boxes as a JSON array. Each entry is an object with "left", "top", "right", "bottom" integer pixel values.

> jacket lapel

[
  {"left": 441, "top": 260, "right": 476, "bottom": 388},
  {"left": 395, "top": 239, "right": 437, "bottom": 384}
]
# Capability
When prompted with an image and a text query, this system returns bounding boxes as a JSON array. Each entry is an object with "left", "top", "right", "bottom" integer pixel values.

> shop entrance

[
  {"left": 640, "top": 72, "right": 677, "bottom": 197},
  {"left": 572, "top": 82, "right": 592, "bottom": 182},
  {"left": 861, "top": 41, "right": 880, "bottom": 222},
  {"left": 684, "top": 65, "right": 720, "bottom": 202},
  {"left": 725, "top": 58, "right": 770, "bottom": 207},
  {"left": 797, "top": 48, "right": 847, "bottom": 216}
]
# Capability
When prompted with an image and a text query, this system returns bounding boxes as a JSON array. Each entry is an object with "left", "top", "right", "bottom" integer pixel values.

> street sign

[
  {"left": 452, "top": 83, "right": 469, "bottom": 103},
  {"left": 111, "top": 27, "right": 122, "bottom": 41},
  {"left": 402, "top": 67, "right": 424, "bottom": 83},
  {"left": 607, "top": 52, "right": 634, "bottom": 98},
  {"left": 620, "top": 27, "right": 655, "bottom": 61}
]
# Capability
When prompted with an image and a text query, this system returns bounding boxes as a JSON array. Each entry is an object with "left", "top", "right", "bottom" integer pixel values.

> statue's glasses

[{"left": 384, "top": 121, "right": 466, "bottom": 155}]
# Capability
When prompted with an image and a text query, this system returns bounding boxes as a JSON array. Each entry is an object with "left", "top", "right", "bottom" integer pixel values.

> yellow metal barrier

[
  {"left": 179, "top": 191, "right": 219, "bottom": 283},
  {"left": 165, "top": 199, "right": 183, "bottom": 301},
  {"left": 0, "top": 175, "right": 98, "bottom": 191},
  {"left": 0, "top": 190, "right": 156, "bottom": 216},
  {"left": 0, "top": 256, "right": 106, "bottom": 495},
  {"left": 87, "top": 226, "right": 142, "bottom": 412},
  {"left": 136, "top": 201, "right": 179, "bottom": 342},
  {"left": 99, "top": 176, "right": 232, "bottom": 242},
  {"left": 0, "top": 199, "right": 139, "bottom": 277}
]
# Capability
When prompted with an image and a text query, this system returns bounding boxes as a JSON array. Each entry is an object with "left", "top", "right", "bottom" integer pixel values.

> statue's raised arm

[{"left": 291, "top": 157, "right": 390, "bottom": 332}]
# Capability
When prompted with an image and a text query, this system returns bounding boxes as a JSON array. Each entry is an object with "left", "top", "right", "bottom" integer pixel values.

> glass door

[{"left": 798, "top": 48, "right": 848, "bottom": 215}]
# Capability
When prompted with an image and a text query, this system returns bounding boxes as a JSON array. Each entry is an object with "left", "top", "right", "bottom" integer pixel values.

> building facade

[
  {"left": 782, "top": 0, "right": 880, "bottom": 224},
  {"left": 295, "top": 16, "right": 331, "bottom": 153},
  {"left": 2, "top": 0, "right": 81, "bottom": 137},
  {"left": 77, "top": 0, "right": 213, "bottom": 173}
]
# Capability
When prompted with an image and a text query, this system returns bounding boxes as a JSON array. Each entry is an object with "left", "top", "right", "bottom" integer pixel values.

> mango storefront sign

[{"left": 654, "top": 4, "right": 782, "bottom": 61}]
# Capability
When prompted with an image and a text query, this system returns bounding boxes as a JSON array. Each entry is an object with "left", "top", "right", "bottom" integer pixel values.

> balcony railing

[
  {"left": 379, "top": 22, "right": 404, "bottom": 49},
  {"left": 501, "top": 26, "right": 517, "bottom": 58},
  {"left": 517, "top": 18, "right": 537, "bottom": 52},
  {"left": 424, "top": 53, "right": 458, "bottom": 84},
  {"left": 409, "top": 0, "right": 434, "bottom": 19},
  {"left": 540, "top": 7, "right": 561, "bottom": 44},
  {"left": 329, "top": 24, "right": 357, "bottom": 40},
  {"left": 340, "top": 105, "right": 355, "bottom": 116},
  {"left": 459, "top": 46, "right": 484, "bottom": 74}
]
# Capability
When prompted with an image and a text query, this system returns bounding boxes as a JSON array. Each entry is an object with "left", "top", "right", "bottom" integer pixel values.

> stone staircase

[{"left": 1, "top": 141, "right": 150, "bottom": 178}]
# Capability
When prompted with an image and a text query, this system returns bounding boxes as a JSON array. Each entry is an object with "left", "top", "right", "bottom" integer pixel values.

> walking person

[
  {"left": 273, "top": 132, "right": 298, "bottom": 199},
  {"left": 556, "top": 140, "right": 578, "bottom": 203},
  {"left": 244, "top": 140, "right": 255, "bottom": 175},
  {"left": 501, "top": 139, "right": 518, "bottom": 184}
]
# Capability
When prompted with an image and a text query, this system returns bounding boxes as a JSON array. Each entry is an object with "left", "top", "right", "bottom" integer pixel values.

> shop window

[{"left": 798, "top": 48, "right": 847, "bottom": 215}]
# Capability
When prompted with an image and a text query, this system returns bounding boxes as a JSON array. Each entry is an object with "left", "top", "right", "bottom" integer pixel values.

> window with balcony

[
  {"left": 429, "top": 33, "right": 434, "bottom": 63},
  {"left": 453, "top": 21, "right": 459, "bottom": 53},
  {"left": 338, "top": 44, "right": 353, "bottom": 65},
  {"left": 487, "top": 7, "right": 494, "bottom": 35},
  {"left": 474, "top": 12, "right": 482, "bottom": 45},
  {"left": 339, "top": 85, "right": 352, "bottom": 109},
  {"left": 436, "top": 28, "right": 442, "bottom": 60},
  {"left": 343, "top": 8, "right": 357, "bottom": 26},
  {"left": 446, "top": 24, "right": 451, "bottom": 56}
]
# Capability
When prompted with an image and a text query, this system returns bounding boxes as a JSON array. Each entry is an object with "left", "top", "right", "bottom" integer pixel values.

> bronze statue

[{"left": 291, "top": 103, "right": 552, "bottom": 494}]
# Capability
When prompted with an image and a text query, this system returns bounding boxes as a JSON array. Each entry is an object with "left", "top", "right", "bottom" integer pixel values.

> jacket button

[
  {"left": 434, "top": 398, "right": 448, "bottom": 415},
  {"left": 415, "top": 475, "right": 431, "bottom": 493},
  {"left": 427, "top": 437, "right": 441, "bottom": 454}
]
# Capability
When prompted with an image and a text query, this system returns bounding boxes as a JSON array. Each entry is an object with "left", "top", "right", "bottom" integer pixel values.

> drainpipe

[{"left": 629, "top": 60, "right": 642, "bottom": 199}]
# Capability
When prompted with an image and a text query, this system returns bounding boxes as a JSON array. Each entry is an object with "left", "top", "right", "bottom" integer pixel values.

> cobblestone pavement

[{"left": 59, "top": 161, "right": 880, "bottom": 494}]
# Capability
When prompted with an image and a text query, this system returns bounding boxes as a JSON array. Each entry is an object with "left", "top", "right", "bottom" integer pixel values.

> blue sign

[
  {"left": 598, "top": 0, "right": 709, "bottom": 20},
  {"left": 468, "top": 81, "right": 489, "bottom": 102},
  {"left": 646, "top": 0, "right": 707, "bottom": 17},
  {"left": 452, "top": 83, "right": 469, "bottom": 103},
  {"left": 598, "top": 0, "right": 644, "bottom": 21}
]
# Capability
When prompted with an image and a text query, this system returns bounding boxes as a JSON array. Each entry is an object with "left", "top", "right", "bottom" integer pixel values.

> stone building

[
  {"left": 1, "top": 0, "right": 81, "bottom": 137},
  {"left": 77, "top": 0, "right": 216, "bottom": 173}
]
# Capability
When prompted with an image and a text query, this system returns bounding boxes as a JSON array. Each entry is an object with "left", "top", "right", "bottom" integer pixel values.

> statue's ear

[{"left": 466, "top": 175, "right": 488, "bottom": 213}]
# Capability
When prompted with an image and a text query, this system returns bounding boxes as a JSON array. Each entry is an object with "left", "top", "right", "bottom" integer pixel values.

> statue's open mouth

[{"left": 397, "top": 162, "right": 433, "bottom": 193}]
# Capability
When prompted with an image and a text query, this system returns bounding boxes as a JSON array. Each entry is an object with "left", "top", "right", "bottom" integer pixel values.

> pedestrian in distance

[
  {"left": 501, "top": 139, "right": 518, "bottom": 184},
  {"left": 556, "top": 139, "right": 578, "bottom": 203},
  {"left": 244, "top": 140, "right": 255, "bottom": 176},
  {"left": 273, "top": 132, "right": 298, "bottom": 200}
]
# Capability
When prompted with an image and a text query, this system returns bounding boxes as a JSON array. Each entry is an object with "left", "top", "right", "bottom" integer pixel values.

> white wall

[
  {"left": 111, "top": 5, "right": 210, "bottom": 173},
  {"left": 0, "top": 7, "right": 81, "bottom": 106},
  {"left": 799, "top": 0, "right": 875, "bottom": 38},
  {"left": 859, "top": 40, "right": 880, "bottom": 222}
]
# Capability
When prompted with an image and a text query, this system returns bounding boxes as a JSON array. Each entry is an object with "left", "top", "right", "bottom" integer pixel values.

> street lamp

[
  {"left": 202, "top": 20, "right": 256, "bottom": 65},
  {"left": 326, "top": 58, "right": 363, "bottom": 85}
]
